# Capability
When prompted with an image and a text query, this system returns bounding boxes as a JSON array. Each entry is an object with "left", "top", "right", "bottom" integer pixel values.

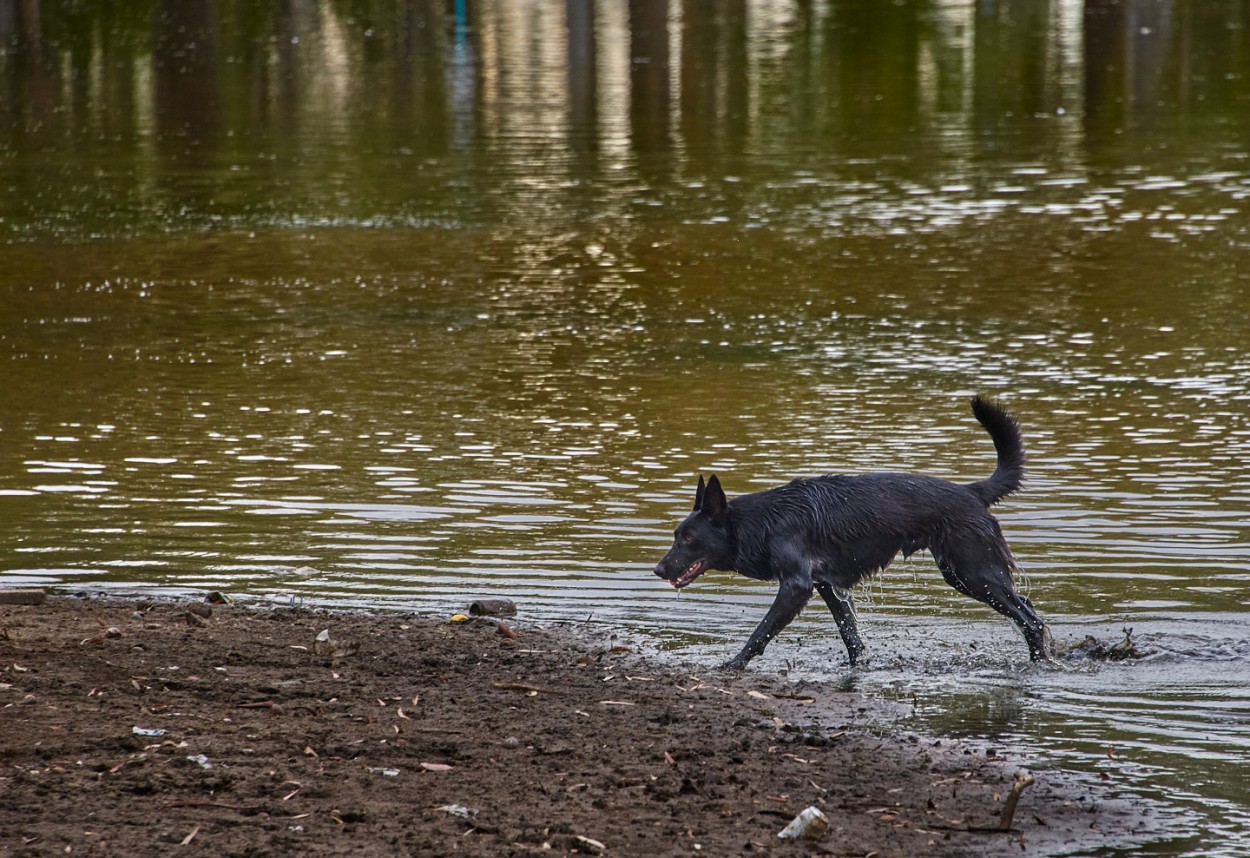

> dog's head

[{"left": 654, "top": 474, "right": 733, "bottom": 589}]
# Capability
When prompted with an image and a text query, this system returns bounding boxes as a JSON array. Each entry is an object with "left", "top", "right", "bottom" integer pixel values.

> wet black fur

[{"left": 653, "top": 396, "right": 1053, "bottom": 669}]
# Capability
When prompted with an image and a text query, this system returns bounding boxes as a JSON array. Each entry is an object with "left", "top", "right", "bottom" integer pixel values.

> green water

[{"left": 3, "top": 1, "right": 1249, "bottom": 853}]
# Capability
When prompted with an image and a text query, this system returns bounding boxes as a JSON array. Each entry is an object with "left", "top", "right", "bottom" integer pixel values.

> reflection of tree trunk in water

[
  {"left": 567, "top": 0, "right": 598, "bottom": 152},
  {"left": 16, "top": 0, "right": 43, "bottom": 64},
  {"left": 1084, "top": 0, "right": 1173, "bottom": 130},
  {"left": 154, "top": 0, "right": 220, "bottom": 153},
  {"left": 629, "top": 0, "right": 670, "bottom": 160}
]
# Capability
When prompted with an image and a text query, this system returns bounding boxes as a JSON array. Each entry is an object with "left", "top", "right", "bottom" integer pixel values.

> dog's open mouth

[{"left": 671, "top": 561, "right": 705, "bottom": 589}]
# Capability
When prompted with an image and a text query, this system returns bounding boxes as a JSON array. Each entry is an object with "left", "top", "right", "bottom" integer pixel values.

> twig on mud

[
  {"left": 491, "top": 681, "right": 563, "bottom": 695},
  {"left": 163, "top": 800, "right": 264, "bottom": 814},
  {"left": 238, "top": 701, "right": 285, "bottom": 713},
  {"left": 997, "top": 773, "right": 1035, "bottom": 831},
  {"left": 924, "top": 773, "right": 1037, "bottom": 834}
]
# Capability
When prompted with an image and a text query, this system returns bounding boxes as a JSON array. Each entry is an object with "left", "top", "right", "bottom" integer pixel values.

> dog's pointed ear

[
  {"left": 703, "top": 474, "right": 728, "bottom": 519},
  {"left": 693, "top": 474, "right": 706, "bottom": 511}
]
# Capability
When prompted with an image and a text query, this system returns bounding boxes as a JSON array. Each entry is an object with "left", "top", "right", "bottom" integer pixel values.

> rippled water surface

[{"left": 3, "top": 1, "right": 1250, "bottom": 853}]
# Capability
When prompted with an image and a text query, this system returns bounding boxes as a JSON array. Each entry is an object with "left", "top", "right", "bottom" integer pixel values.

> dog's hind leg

[
  {"left": 933, "top": 524, "right": 1054, "bottom": 661},
  {"left": 723, "top": 578, "right": 812, "bottom": 670},
  {"left": 815, "top": 583, "right": 864, "bottom": 666}
]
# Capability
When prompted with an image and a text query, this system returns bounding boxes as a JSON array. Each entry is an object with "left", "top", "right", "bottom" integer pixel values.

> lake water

[{"left": 2, "top": 1, "right": 1249, "bottom": 853}]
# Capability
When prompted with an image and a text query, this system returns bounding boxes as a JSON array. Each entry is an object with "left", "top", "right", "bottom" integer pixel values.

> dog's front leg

[{"left": 723, "top": 578, "right": 812, "bottom": 670}]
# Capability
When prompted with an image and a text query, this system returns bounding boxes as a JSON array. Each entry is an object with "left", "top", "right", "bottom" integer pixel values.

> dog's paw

[{"left": 720, "top": 657, "right": 749, "bottom": 671}]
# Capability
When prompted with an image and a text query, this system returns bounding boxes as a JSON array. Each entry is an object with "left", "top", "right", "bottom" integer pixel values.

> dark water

[{"left": 3, "top": 1, "right": 1249, "bottom": 853}]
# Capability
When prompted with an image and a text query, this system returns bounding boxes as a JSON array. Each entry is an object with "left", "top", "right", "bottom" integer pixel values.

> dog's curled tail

[{"left": 967, "top": 396, "right": 1026, "bottom": 506}]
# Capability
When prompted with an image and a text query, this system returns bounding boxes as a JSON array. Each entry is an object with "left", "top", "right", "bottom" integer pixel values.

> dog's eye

[{"left": 683, "top": 534, "right": 695, "bottom": 544}]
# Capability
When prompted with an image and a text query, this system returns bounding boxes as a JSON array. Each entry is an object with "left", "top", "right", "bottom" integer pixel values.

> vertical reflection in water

[
  {"left": 567, "top": 0, "right": 597, "bottom": 149},
  {"left": 629, "top": 0, "right": 671, "bottom": 163}
]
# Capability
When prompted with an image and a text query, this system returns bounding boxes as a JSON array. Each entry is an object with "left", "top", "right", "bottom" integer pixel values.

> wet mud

[{"left": 1, "top": 597, "right": 1179, "bottom": 856}]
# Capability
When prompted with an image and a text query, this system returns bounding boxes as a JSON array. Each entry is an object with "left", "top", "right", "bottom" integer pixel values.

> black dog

[{"left": 654, "top": 397, "right": 1053, "bottom": 669}]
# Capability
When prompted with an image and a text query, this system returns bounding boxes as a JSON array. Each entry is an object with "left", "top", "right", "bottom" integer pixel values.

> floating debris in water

[{"left": 1059, "top": 627, "right": 1151, "bottom": 661}]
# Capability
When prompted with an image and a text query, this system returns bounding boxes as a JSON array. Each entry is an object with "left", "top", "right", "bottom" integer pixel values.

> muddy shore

[{"left": 1, "top": 596, "right": 1166, "bottom": 856}]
